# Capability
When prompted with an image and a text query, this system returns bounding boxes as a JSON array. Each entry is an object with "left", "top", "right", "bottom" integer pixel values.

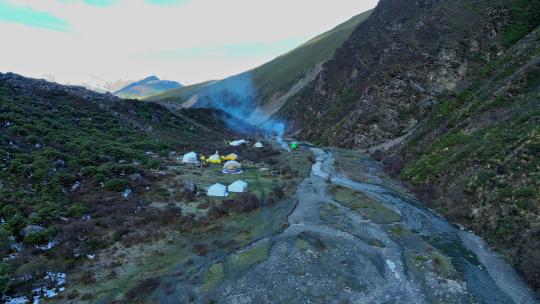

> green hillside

[
  {"left": 146, "top": 80, "right": 215, "bottom": 102},
  {"left": 396, "top": 26, "right": 540, "bottom": 287},
  {"left": 250, "top": 9, "right": 372, "bottom": 104},
  {"left": 147, "top": 10, "right": 372, "bottom": 106},
  {"left": 0, "top": 73, "right": 240, "bottom": 296}
]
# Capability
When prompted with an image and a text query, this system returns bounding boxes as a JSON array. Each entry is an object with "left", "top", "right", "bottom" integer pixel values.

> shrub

[
  {"left": 53, "top": 172, "right": 77, "bottom": 187},
  {"left": 271, "top": 187, "right": 285, "bottom": 199},
  {"left": 502, "top": 0, "right": 540, "bottom": 47},
  {"left": 0, "top": 262, "right": 12, "bottom": 293},
  {"left": 93, "top": 174, "right": 106, "bottom": 183},
  {"left": 0, "top": 228, "right": 12, "bottom": 251},
  {"left": 514, "top": 186, "right": 536, "bottom": 198},
  {"left": 24, "top": 231, "right": 49, "bottom": 245},
  {"left": 82, "top": 166, "right": 98, "bottom": 177},
  {"left": 68, "top": 202, "right": 87, "bottom": 217},
  {"left": 125, "top": 277, "right": 161, "bottom": 300},
  {"left": 207, "top": 204, "right": 226, "bottom": 219},
  {"left": 104, "top": 179, "right": 129, "bottom": 192}
]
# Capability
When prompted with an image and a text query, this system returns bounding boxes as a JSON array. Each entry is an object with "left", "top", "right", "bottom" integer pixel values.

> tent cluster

[
  {"left": 182, "top": 151, "right": 243, "bottom": 174},
  {"left": 207, "top": 180, "right": 248, "bottom": 197},
  {"left": 198, "top": 151, "right": 239, "bottom": 164}
]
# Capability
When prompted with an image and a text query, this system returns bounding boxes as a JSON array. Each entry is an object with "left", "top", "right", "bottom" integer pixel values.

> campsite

[
  {"left": 145, "top": 139, "right": 311, "bottom": 217},
  {"left": 55, "top": 138, "right": 313, "bottom": 302}
]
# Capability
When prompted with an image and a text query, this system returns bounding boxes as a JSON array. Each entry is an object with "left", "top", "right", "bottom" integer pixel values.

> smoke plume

[{"left": 192, "top": 72, "right": 286, "bottom": 136}]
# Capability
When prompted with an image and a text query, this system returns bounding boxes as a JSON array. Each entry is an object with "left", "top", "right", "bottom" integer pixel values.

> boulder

[{"left": 22, "top": 225, "right": 44, "bottom": 237}]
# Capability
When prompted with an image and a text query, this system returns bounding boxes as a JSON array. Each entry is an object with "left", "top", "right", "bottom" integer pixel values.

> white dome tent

[
  {"left": 182, "top": 152, "right": 198, "bottom": 164},
  {"left": 222, "top": 160, "right": 242, "bottom": 174},
  {"left": 228, "top": 180, "right": 248, "bottom": 193},
  {"left": 207, "top": 183, "right": 228, "bottom": 197},
  {"left": 254, "top": 142, "right": 264, "bottom": 148}
]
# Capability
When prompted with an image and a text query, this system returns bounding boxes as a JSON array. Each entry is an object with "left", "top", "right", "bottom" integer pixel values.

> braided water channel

[{"left": 152, "top": 146, "right": 538, "bottom": 304}]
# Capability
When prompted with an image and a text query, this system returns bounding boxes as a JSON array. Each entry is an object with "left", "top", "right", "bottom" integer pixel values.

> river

[{"left": 154, "top": 145, "right": 538, "bottom": 303}]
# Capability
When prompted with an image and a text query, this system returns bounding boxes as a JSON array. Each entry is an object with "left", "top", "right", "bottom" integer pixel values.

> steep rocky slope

[
  {"left": 274, "top": 0, "right": 540, "bottom": 290},
  {"left": 384, "top": 27, "right": 540, "bottom": 289},
  {"left": 279, "top": 0, "right": 538, "bottom": 148}
]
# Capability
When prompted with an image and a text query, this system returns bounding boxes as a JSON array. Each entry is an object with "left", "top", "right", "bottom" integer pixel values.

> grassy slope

[
  {"left": 249, "top": 10, "right": 372, "bottom": 104},
  {"left": 396, "top": 26, "right": 540, "bottom": 288},
  {"left": 146, "top": 10, "right": 372, "bottom": 105},
  {"left": 116, "top": 82, "right": 183, "bottom": 100},
  {"left": 0, "top": 77, "right": 235, "bottom": 295},
  {"left": 145, "top": 80, "right": 215, "bottom": 102}
]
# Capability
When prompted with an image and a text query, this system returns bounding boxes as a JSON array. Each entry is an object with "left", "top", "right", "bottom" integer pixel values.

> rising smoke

[{"left": 192, "top": 72, "right": 286, "bottom": 137}]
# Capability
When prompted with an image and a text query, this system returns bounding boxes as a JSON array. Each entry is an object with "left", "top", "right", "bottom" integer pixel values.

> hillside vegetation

[
  {"left": 0, "top": 73, "right": 236, "bottom": 296},
  {"left": 0, "top": 73, "right": 316, "bottom": 302},
  {"left": 280, "top": 0, "right": 540, "bottom": 148},
  {"left": 390, "top": 27, "right": 540, "bottom": 288}
]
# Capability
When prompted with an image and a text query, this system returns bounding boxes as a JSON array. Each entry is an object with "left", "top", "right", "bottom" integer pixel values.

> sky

[{"left": 0, "top": 0, "right": 378, "bottom": 86}]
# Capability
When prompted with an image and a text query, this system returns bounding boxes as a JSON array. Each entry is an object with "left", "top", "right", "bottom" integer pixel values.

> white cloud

[{"left": 0, "top": 0, "right": 378, "bottom": 85}]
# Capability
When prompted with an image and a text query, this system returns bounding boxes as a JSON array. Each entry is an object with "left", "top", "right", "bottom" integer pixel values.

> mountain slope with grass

[
  {"left": 114, "top": 75, "right": 183, "bottom": 99},
  {"left": 279, "top": 0, "right": 539, "bottom": 148},
  {"left": 0, "top": 72, "right": 316, "bottom": 302},
  {"left": 270, "top": 0, "right": 540, "bottom": 290},
  {"left": 384, "top": 26, "right": 540, "bottom": 289},
  {"left": 146, "top": 10, "right": 372, "bottom": 117},
  {"left": 0, "top": 72, "right": 240, "bottom": 297}
]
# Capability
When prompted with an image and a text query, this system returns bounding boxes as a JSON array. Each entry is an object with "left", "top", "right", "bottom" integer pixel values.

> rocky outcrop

[
  {"left": 274, "top": 0, "right": 540, "bottom": 291},
  {"left": 279, "top": 0, "right": 508, "bottom": 149},
  {"left": 386, "top": 27, "right": 540, "bottom": 289}
]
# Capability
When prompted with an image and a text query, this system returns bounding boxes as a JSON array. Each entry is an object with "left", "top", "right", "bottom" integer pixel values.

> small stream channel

[{"left": 311, "top": 147, "right": 538, "bottom": 304}]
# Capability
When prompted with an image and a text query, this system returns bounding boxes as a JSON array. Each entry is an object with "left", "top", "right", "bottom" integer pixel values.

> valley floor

[{"left": 52, "top": 142, "right": 538, "bottom": 303}]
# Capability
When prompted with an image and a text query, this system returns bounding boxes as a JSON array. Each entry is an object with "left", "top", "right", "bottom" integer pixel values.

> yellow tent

[
  {"left": 200, "top": 155, "right": 207, "bottom": 161},
  {"left": 208, "top": 151, "right": 222, "bottom": 164},
  {"left": 225, "top": 153, "right": 238, "bottom": 161}
]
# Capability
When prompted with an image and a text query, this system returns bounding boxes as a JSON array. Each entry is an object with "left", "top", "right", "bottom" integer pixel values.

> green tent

[{"left": 290, "top": 142, "right": 299, "bottom": 150}]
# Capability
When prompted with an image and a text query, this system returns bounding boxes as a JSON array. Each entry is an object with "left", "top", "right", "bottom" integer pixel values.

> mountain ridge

[
  {"left": 115, "top": 75, "right": 183, "bottom": 99},
  {"left": 146, "top": 10, "right": 373, "bottom": 120}
]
